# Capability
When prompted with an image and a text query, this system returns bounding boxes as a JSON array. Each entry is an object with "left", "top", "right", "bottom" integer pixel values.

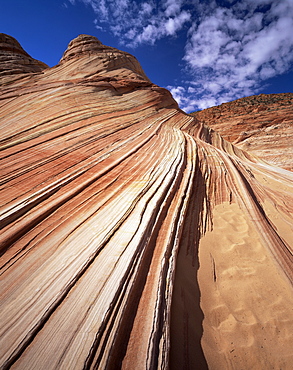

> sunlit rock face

[
  {"left": 191, "top": 93, "right": 293, "bottom": 171},
  {"left": 0, "top": 34, "right": 292, "bottom": 370}
]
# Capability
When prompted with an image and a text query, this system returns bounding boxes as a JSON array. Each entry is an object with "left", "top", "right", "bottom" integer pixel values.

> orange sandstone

[
  {"left": 191, "top": 93, "right": 293, "bottom": 171},
  {"left": 0, "top": 34, "right": 292, "bottom": 369}
]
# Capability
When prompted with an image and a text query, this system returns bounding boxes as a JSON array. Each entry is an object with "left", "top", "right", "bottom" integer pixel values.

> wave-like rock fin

[{"left": 0, "top": 34, "right": 292, "bottom": 369}]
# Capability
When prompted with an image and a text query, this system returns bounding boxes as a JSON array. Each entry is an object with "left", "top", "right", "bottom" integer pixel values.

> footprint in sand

[
  {"left": 221, "top": 212, "right": 249, "bottom": 230},
  {"left": 217, "top": 314, "right": 256, "bottom": 348},
  {"left": 209, "top": 304, "right": 231, "bottom": 328},
  {"left": 222, "top": 236, "right": 265, "bottom": 259},
  {"left": 221, "top": 265, "right": 256, "bottom": 279},
  {"left": 223, "top": 240, "right": 246, "bottom": 253},
  {"left": 233, "top": 308, "right": 258, "bottom": 325}
]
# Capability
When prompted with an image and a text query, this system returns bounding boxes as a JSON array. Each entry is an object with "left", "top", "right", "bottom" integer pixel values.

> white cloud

[
  {"left": 136, "top": 24, "right": 159, "bottom": 44},
  {"left": 164, "top": 0, "right": 182, "bottom": 17},
  {"left": 165, "top": 11, "right": 190, "bottom": 36},
  {"left": 99, "top": 0, "right": 108, "bottom": 19},
  {"left": 168, "top": 86, "right": 186, "bottom": 106},
  {"left": 168, "top": 85, "right": 219, "bottom": 112},
  {"left": 70, "top": 0, "right": 191, "bottom": 47},
  {"left": 182, "top": 0, "right": 293, "bottom": 111},
  {"left": 68, "top": 0, "right": 293, "bottom": 112},
  {"left": 140, "top": 2, "right": 153, "bottom": 15}
]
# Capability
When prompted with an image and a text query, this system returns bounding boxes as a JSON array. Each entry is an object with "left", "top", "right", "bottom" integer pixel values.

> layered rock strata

[
  {"left": 191, "top": 93, "right": 293, "bottom": 171},
  {"left": 0, "top": 34, "right": 293, "bottom": 370},
  {"left": 0, "top": 33, "right": 48, "bottom": 79}
]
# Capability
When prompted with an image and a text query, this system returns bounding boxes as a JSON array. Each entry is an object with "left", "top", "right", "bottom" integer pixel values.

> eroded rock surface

[
  {"left": 191, "top": 93, "right": 293, "bottom": 171},
  {"left": 0, "top": 33, "right": 48, "bottom": 80},
  {"left": 1, "top": 34, "right": 293, "bottom": 370}
]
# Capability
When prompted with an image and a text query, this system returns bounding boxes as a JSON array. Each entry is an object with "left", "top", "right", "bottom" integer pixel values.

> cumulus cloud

[
  {"left": 168, "top": 85, "right": 218, "bottom": 112},
  {"left": 70, "top": 0, "right": 191, "bottom": 47},
  {"left": 181, "top": 0, "right": 293, "bottom": 111},
  {"left": 165, "top": 11, "right": 191, "bottom": 36},
  {"left": 68, "top": 0, "right": 293, "bottom": 112}
]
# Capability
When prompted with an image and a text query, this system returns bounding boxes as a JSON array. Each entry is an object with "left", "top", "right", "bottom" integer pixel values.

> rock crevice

[{"left": 0, "top": 34, "right": 292, "bottom": 370}]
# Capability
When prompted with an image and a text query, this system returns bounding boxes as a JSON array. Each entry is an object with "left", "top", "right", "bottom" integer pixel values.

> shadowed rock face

[
  {"left": 191, "top": 93, "right": 293, "bottom": 171},
  {"left": 0, "top": 34, "right": 292, "bottom": 369},
  {"left": 0, "top": 33, "right": 48, "bottom": 79}
]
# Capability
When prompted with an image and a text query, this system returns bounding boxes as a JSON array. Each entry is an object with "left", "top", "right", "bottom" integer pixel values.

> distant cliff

[
  {"left": 1, "top": 33, "right": 292, "bottom": 370},
  {"left": 191, "top": 93, "right": 293, "bottom": 171}
]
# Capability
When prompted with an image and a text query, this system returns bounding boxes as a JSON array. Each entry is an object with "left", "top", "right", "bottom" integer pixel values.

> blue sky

[{"left": 1, "top": 0, "right": 293, "bottom": 112}]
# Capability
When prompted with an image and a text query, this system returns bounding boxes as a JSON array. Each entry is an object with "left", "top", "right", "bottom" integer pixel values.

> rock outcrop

[
  {"left": 0, "top": 33, "right": 48, "bottom": 80},
  {"left": 191, "top": 93, "right": 293, "bottom": 171},
  {"left": 1, "top": 34, "right": 293, "bottom": 370}
]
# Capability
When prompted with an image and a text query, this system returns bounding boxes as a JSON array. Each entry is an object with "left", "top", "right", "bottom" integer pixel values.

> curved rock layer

[
  {"left": 0, "top": 35, "right": 293, "bottom": 369},
  {"left": 191, "top": 93, "right": 293, "bottom": 171},
  {"left": 0, "top": 33, "right": 48, "bottom": 79}
]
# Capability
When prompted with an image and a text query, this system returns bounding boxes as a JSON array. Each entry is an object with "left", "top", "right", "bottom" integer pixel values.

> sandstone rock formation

[
  {"left": 191, "top": 93, "right": 293, "bottom": 171},
  {"left": 0, "top": 34, "right": 293, "bottom": 369},
  {"left": 0, "top": 34, "right": 48, "bottom": 79}
]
